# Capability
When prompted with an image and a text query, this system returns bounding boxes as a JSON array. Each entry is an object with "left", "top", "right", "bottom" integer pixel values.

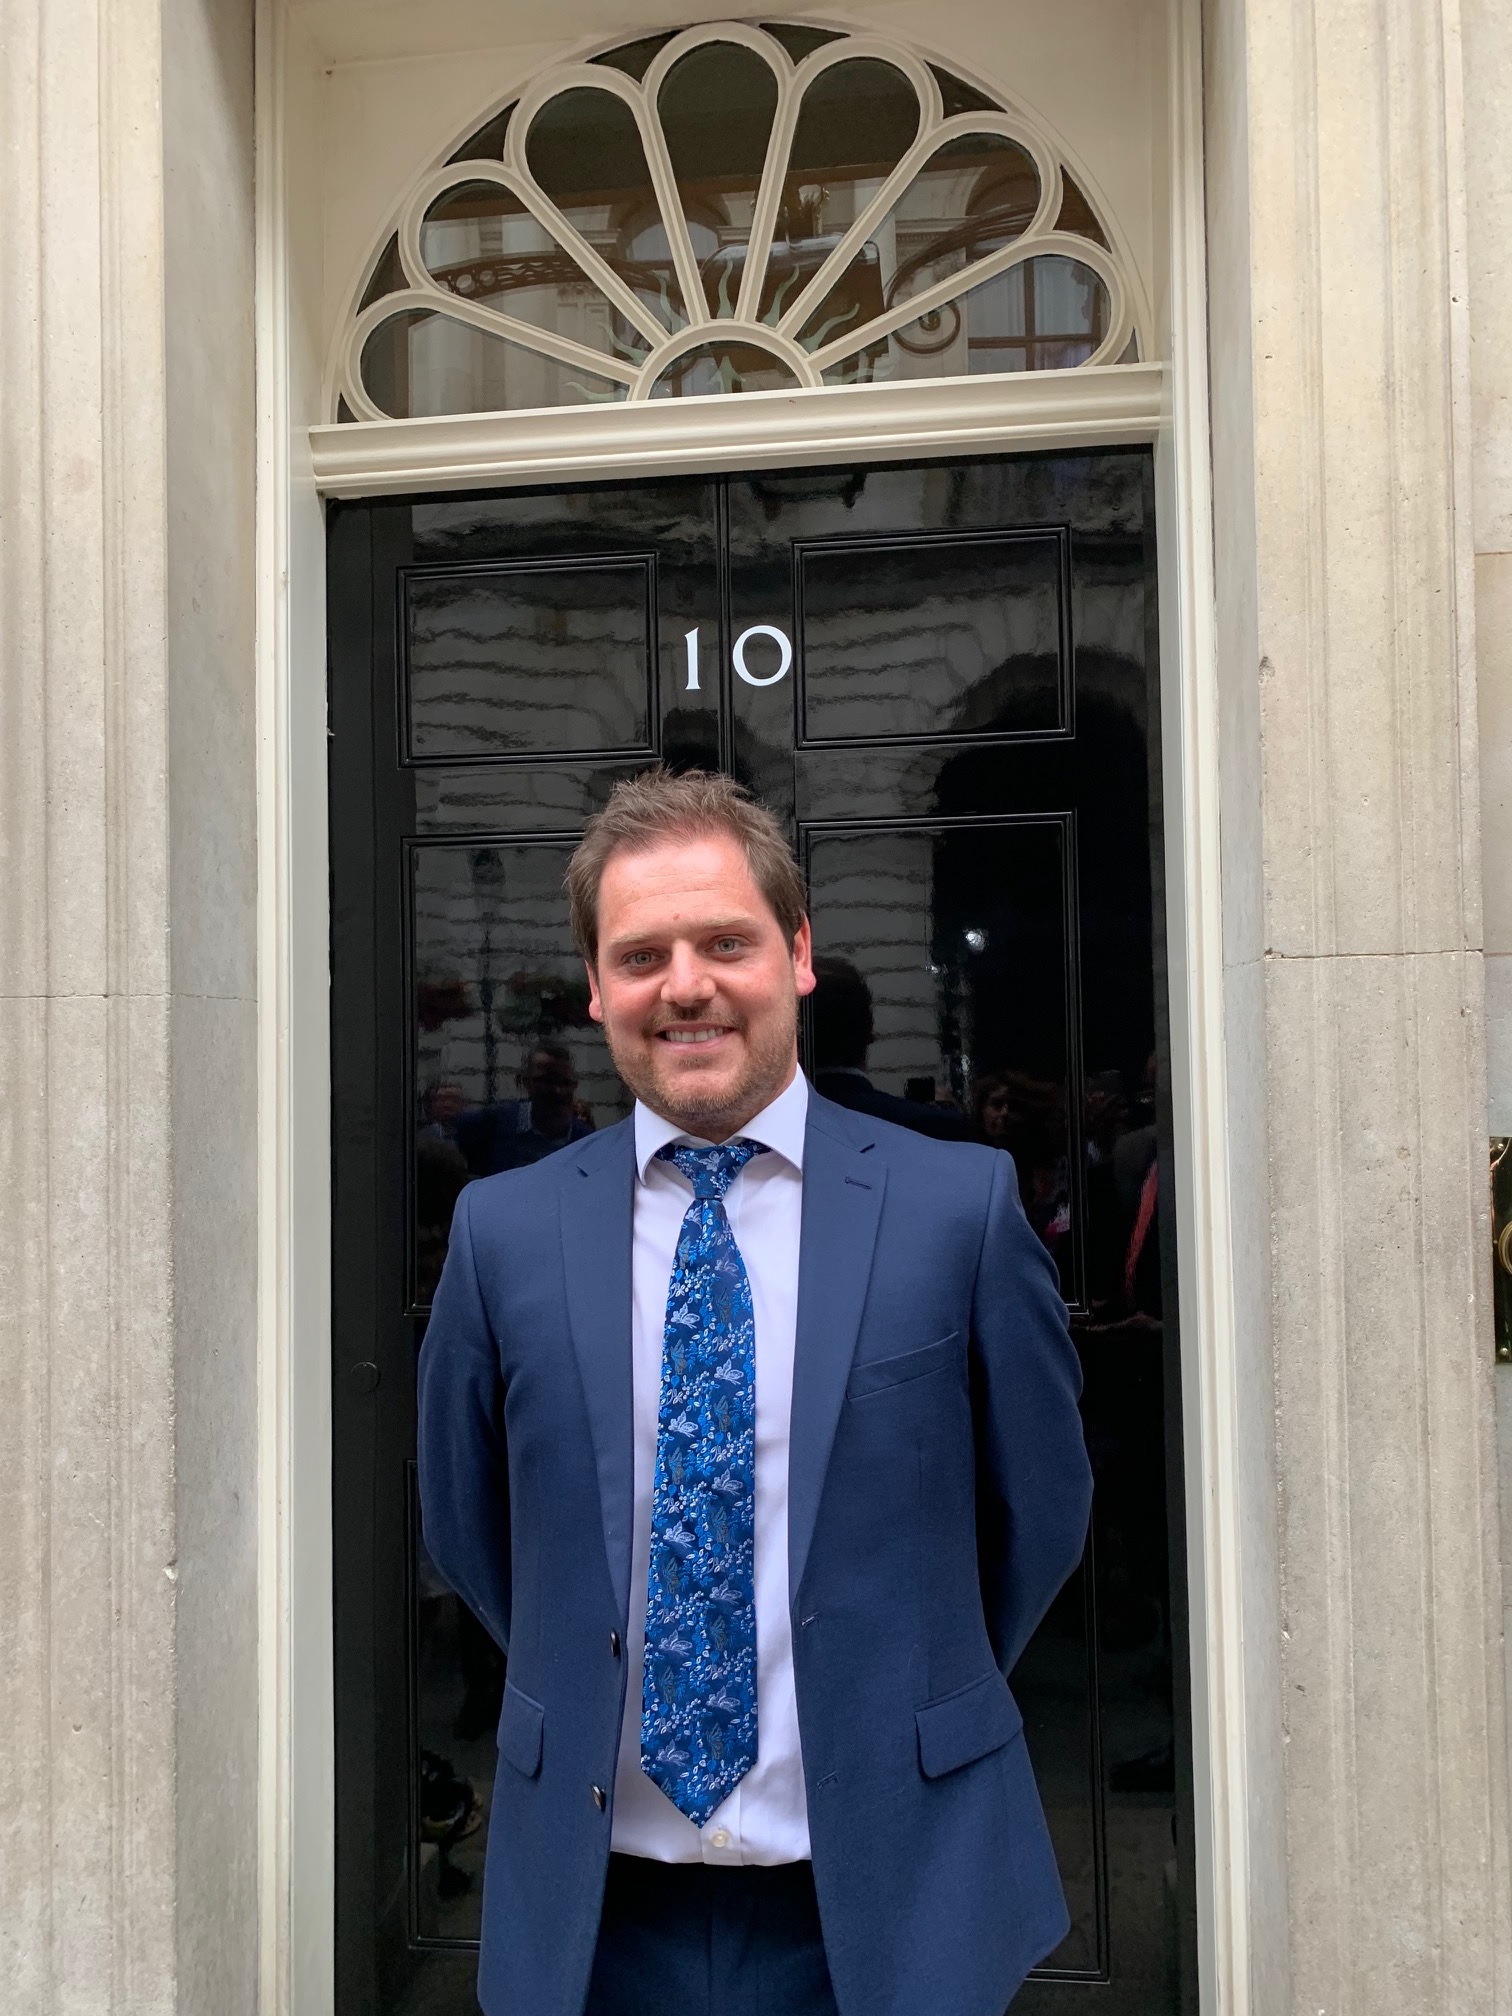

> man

[{"left": 418, "top": 769, "right": 1092, "bottom": 2016}]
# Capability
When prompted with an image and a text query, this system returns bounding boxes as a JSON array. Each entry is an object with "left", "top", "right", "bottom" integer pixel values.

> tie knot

[{"left": 657, "top": 1138, "right": 767, "bottom": 1200}]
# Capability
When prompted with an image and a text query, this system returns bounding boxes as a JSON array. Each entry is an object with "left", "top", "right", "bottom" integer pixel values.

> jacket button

[
  {"left": 609, "top": 1630, "right": 621, "bottom": 1658},
  {"left": 591, "top": 1785, "right": 607, "bottom": 1812}
]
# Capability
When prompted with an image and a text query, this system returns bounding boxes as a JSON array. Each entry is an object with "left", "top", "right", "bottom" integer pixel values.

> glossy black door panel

[
  {"left": 794, "top": 528, "right": 1070, "bottom": 745},
  {"left": 403, "top": 555, "right": 659, "bottom": 763},
  {"left": 329, "top": 452, "right": 1192, "bottom": 2016}
]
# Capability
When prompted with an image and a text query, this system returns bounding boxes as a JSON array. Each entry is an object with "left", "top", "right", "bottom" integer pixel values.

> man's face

[{"left": 586, "top": 830, "right": 815, "bottom": 1139}]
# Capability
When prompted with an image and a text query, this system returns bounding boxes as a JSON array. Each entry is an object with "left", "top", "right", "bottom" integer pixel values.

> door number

[{"left": 683, "top": 625, "right": 792, "bottom": 691}]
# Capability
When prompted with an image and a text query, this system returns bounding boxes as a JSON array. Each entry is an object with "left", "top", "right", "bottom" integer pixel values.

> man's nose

[{"left": 661, "top": 945, "right": 716, "bottom": 1003}]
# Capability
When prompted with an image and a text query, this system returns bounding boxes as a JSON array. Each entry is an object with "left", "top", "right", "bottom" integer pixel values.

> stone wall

[
  {"left": 1466, "top": 0, "right": 1512, "bottom": 1803},
  {"left": 0, "top": 0, "right": 259, "bottom": 2009},
  {"left": 1204, "top": 0, "right": 1512, "bottom": 2009}
]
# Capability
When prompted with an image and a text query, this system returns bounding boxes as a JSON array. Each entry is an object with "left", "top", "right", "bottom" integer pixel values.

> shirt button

[
  {"left": 609, "top": 1630, "right": 621, "bottom": 1658},
  {"left": 591, "top": 1785, "right": 607, "bottom": 1812},
  {"left": 709, "top": 1828, "right": 730, "bottom": 1849}
]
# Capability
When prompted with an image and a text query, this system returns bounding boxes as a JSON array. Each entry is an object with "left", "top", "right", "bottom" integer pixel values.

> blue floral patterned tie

[{"left": 640, "top": 1138, "right": 767, "bottom": 1824}]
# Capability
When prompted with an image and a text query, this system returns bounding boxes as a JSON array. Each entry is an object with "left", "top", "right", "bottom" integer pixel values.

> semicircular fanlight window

[{"left": 342, "top": 24, "right": 1138, "bottom": 422}]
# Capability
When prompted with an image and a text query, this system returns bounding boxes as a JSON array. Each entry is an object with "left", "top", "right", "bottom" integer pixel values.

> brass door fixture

[{"left": 1492, "top": 1138, "right": 1512, "bottom": 1363}]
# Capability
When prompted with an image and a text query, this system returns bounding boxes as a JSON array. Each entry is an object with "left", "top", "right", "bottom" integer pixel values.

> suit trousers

[{"left": 583, "top": 1854, "right": 840, "bottom": 2016}]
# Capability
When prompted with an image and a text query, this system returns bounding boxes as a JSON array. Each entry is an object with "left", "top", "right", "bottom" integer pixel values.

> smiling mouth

[{"left": 656, "top": 1027, "right": 733, "bottom": 1046}]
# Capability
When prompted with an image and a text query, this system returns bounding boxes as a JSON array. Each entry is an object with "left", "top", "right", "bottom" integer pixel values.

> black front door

[{"left": 328, "top": 451, "right": 1193, "bottom": 2016}]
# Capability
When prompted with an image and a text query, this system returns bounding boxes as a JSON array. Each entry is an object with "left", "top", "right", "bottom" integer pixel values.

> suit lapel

[
  {"left": 789, "top": 1102, "right": 885, "bottom": 1603},
  {"left": 560, "top": 1121, "right": 636, "bottom": 1624}
]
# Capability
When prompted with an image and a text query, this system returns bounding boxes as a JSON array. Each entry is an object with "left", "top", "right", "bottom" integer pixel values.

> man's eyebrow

[{"left": 601, "top": 914, "right": 762, "bottom": 954}]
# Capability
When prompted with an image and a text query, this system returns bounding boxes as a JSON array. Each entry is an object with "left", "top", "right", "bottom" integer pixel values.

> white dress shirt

[{"left": 610, "top": 1068, "right": 812, "bottom": 1865}]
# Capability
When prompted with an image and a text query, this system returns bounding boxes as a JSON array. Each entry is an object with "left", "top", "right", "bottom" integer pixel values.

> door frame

[{"left": 254, "top": 2, "right": 1246, "bottom": 2011}]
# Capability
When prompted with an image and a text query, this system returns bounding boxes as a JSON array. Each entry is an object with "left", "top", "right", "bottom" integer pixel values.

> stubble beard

[{"left": 605, "top": 997, "right": 799, "bottom": 1141}]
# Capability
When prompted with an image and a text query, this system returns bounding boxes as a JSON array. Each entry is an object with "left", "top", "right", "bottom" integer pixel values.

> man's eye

[
  {"left": 623, "top": 950, "right": 658, "bottom": 969},
  {"left": 713, "top": 938, "right": 744, "bottom": 954}
]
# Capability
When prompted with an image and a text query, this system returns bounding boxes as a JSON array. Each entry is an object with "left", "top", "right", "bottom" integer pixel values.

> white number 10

[{"left": 683, "top": 624, "right": 793, "bottom": 691}]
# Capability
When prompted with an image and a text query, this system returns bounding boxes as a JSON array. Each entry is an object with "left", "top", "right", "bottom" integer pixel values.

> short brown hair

[{"left": 566, "top": 768, "right": 808, "bottom": 964}]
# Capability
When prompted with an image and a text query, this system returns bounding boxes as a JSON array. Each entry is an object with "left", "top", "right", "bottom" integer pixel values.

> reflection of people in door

[
  {"left": 1108, "top": 1053, "right": 1160, "bottom": 1324},
  {"left": 420, "top": 1078, "right": 468, "bottom": 1141},
  {"left": 973, "top": 1071, "right": 1072, "bottom": 1274},
  {"left": 809, "top": 955, "right": 969, "bottom": 1141},
  {"left": 456, "top": 1040, "right": 596, "bottom": 1177}
]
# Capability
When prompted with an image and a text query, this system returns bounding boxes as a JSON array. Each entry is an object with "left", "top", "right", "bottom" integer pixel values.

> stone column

[
  {"left": 1204, "top": 0, "right": 1512, "bottom": 2008},
  {"left": 0, "top": 1, "right": 257, "bottom": 2010}
]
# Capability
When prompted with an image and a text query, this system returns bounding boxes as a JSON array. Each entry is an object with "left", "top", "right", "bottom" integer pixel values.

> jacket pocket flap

[
  {"left": 915, "top": 1673, "right": 1022, "bottom": 1779},
  {"left": 498, "top": 1680, "right": 544, "bottom": 1778},
  {"left": 847, "top": 1331, "right": 962, "bottom": 1401}
]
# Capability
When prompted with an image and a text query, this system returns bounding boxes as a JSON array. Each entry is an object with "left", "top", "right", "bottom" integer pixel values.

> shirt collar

[{"left": 634, "top": 1067, "right": 809, "bottom": 1183}]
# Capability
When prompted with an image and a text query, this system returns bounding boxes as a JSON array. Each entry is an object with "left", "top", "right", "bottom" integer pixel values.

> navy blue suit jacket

[{"left": 418, "top": 1088, "right": 1092, "bottom": 2016}]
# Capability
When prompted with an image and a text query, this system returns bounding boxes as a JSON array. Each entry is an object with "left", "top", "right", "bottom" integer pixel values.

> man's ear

[
  {"left": 586, "top": 959, "right": 604, "bottom": 1024},
  {"left": 792, "top": 917, "right": 817, "bottom": 998}
]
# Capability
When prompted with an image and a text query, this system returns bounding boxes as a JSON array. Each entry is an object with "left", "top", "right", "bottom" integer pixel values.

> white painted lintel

[{"left": 309, "top": 362, "right": 1164, "bottom": 496}]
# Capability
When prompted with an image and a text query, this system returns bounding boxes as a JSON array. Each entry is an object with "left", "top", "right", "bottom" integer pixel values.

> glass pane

[
  {"left": 404, "top": 558, "right": 655, "bottom": 762},
  {"left": 759, "top": 22, "right": 845, "bottom": 62},
  {"left": 795, "top": 132, "right": 1039, "bottom": 353},
  {"left": 413, "top": 840, "right": 631, "bottom": 1304},
  {"left": 361, "top": 309, "right": 628, "bottom": 418},
  {"left": 797, "top": 530, "right": 1065, "bottom": 743},
  {"left": 358, "top": 231, "right": 405, "bottom": 313},
  {"left": 525, "top": 87, "right": 689, "bottom": 332},
  {"left": 1054, "top": 171, "right": 1110, "bottom": 248},
  {"left": 757, "top": 59, "right": 921, "bottom": 324},
  {"left": 591, "top": 31, "right": 679, "bottom": 81},
  {"left": 821, "top": 254, "right": 1110, "bottom": 385},
  {"left": 929, "top": 64, "right": 998, "bottom": 117},
  {"left": 448, "top": 102, "right": 513, "bottom": 164},
  {"left": 650, "top": 339, "right": 800, "bottom": 398},
  {"left": 420, "top": 181, "right": 649, "bottom": 369},
  {"left": 968, "top": 253, "right": 1109, "bottom": 371},
  {"left": 658, "top": 43, "right": 780, "bottom": 316}
]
